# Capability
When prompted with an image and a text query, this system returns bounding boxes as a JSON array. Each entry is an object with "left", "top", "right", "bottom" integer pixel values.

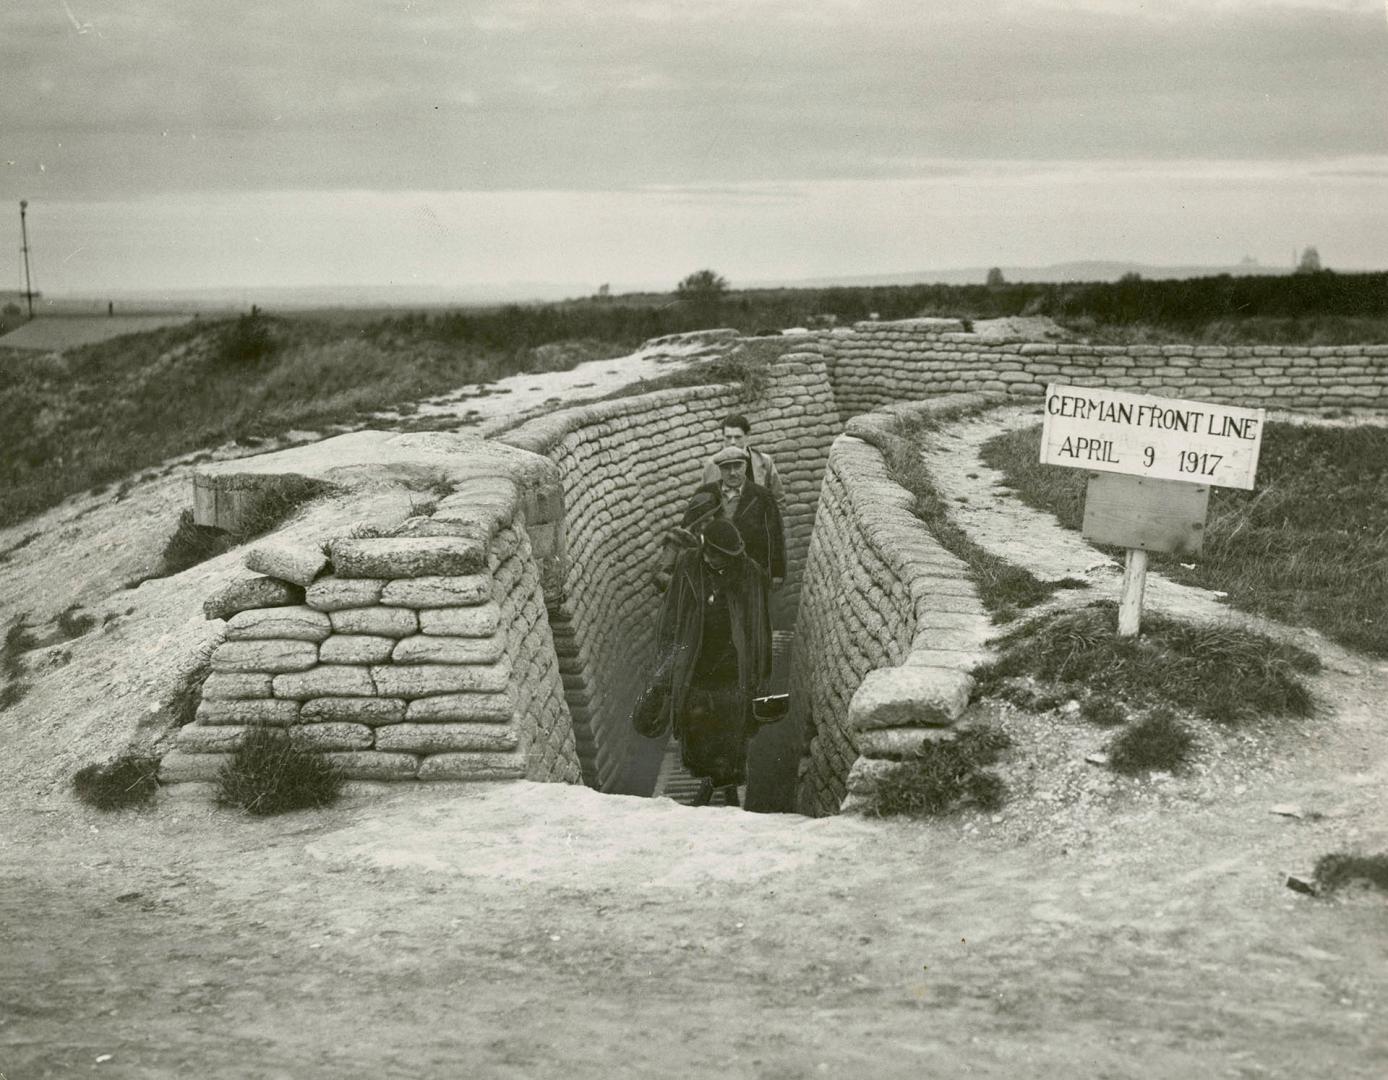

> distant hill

[
  {"left": 758, "top": 261, "right": 1297, "bottom": 289},
  {"left": 36, "top": 262, "right": 1314, "bottom": 312}
]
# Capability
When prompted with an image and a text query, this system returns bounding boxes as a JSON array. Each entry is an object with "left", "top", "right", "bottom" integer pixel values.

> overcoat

[
  {"left": 681, "top": 480, "right": 786, "bottom": 582},
  {"left": 654, "top": 546, "right": 772, "bottom": 737}
]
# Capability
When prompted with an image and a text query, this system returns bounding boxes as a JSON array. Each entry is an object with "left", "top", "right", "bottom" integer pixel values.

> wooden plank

[
  {"left": 1041, "top": 383, "right": 1265, "bottom": 490},
  {"left": 1082, "top": 472, "right": 1210, "bottom": 556},
  {"left": 1117, "top": 549, "right": 1149, "bottom": 636}
]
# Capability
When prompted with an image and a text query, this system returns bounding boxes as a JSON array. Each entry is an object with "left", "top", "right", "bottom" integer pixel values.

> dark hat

[
  {"left": 702, "top": 519, "right": 745, "bottom": 557},
  {"left": 711, "top": 445, "right": 751, "bottom": 467}
]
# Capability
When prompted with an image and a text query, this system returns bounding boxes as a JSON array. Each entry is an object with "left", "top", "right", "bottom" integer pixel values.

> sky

[{"left": 2, "top": 0, "right": 1387, "bottom": 297}]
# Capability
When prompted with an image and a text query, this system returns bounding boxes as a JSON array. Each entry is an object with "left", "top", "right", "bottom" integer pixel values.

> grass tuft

[
  {"left": 1107, "top": 708, "right": 1195, "bottom": 774},
  {"left": 216, "top": 726, "right": 345, "bottom": 816},
  {"left": 0, "top": 680, "right": 30, "bottom": 712},
  {"left": 73, "top": 754, "right": 161, "bottom": 810},
  {"left": 976, "top": 602, "right": 1318, "bottom": 726},
  {"left": 56, "top": 605, "right": 97, "bottom": 640},
  {"left": 869, "top": 728, "right": 1013, "bottom": 817},
  {"left": 1079, "top": 694, "right": 1127, "bottom": 728},
  {"left": 1312, "top": 853, "right": 1388, "bottom": 896}
]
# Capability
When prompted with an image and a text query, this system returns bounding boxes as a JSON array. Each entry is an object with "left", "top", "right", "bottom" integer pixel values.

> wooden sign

[
  {"left": 1082, "top": 473, "right": 1210, "bottom": 556},
  {"left": 1041, "top": 384, "right": 1265, "bottom": 490}
]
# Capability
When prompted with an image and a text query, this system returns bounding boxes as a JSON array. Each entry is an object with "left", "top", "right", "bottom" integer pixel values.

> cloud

[{"left": 1, "top": 0, "right": 1385, "bottom": 201}]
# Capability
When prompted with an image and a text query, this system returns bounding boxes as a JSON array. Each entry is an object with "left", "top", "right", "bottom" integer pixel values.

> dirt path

[{"left": 1, "top": 387, "right": 1386, "bottom": 1078}]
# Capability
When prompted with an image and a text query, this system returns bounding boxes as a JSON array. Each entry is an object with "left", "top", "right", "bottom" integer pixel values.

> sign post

[{"left": 1040, "top": 384, "right": 1266, "bottom": 636}]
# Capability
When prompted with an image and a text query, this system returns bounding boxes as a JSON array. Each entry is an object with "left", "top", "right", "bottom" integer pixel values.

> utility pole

[{"left": 19, "top": 200, "right": 36, "bottom": 318}]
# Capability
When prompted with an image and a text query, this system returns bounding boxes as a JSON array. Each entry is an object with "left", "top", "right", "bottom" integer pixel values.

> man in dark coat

[
  {"left": 683, "top": 445, "right": 786, "bottom": 588},
  {"left": 655, "top": 518, "right": 772, "bottom": 807}
]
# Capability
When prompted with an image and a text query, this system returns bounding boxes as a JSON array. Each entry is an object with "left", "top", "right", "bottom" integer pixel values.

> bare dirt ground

[{"left": 2, "top": 385, "right": 1386, "bottom": 1079}]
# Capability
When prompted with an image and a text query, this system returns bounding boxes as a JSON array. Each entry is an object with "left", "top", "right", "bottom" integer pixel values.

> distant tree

[
  {"left": 1119, "top": 271, "right": 1143, "bottom": 283},
  {"left": 1296, "top": 246, "right": 1323, "bottom": 274},
  {"left": 676, "top": 269, "right": 729, "bottom": 304},
  {"left": 596, "top": 283, "right": 610, "bottom": 300},
  {"left": 985, "top": 267, "right": 1006, "bottom": 287}
]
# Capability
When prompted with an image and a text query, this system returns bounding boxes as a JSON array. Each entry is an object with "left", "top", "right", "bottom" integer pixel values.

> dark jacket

[
  {"left": 655, "top": 547, "right": 772, "bottom": 731},
  {"left": 681, "top": 480, "right": 786, "bottom": 581}
]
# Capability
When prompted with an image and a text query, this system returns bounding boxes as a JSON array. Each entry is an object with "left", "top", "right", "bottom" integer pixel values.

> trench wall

[
  {"left": 499, "top": 353, "right": 841, "bottom": 791},
  {"left": 816, "top": 319, "right": 1388, "bottom": 420},
  {"left": 167, "top": 464, "right": 581, "bottom": 787},
  {"left": 792, "top": 395, "right": 994, "bottom": 817}
]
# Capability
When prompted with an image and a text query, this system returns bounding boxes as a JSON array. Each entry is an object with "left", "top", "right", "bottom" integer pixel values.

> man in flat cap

[
  {"left": 652, "top": 517, "right": 772, "bottom": 807},
  {"left": 702, "top": 412, "right": 785, "bottom": 517},
  {"left": 683, "top": 444, "right": 786, "bottom": 587}
]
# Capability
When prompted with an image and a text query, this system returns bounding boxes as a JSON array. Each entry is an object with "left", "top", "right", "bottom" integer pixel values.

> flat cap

[{"left": 711, "top": 445, "right": 752, "bottom": 466}]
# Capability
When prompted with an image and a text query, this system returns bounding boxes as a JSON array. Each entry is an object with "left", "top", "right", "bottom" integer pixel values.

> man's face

[
  {"left": 722, "top": 426, "right": 748, "bottom": 449},
  {"left": 718, "top": 461, "right": 745, "bottom": 494}
]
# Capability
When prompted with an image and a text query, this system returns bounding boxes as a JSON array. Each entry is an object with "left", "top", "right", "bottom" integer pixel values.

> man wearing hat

[
  {"left": 653, "top": 517, "right": 772, "bottom": 807},
  {"left": 683, "top": 444, "right": 786, "bottom": 587},
  {"left": 701, "top": 412, "right": 785, "bottom": 515}
]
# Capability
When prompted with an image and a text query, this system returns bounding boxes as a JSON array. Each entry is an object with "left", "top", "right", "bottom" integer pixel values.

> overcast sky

[{"left": 3, "top": 0, "right": 1386, "bottom": 296}]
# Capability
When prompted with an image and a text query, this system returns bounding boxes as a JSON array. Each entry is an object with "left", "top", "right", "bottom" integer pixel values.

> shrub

[
  {"left": 1313, "top": 853, "right": 1388, "bottom": 896},
  {"left": 217, "top": 306, "right": 276, "bottom": 366},
  {"left": 73, "top": 754, "right": 161, "bottom": 810},
  {"left": 1107, "top": 709, "right": 1195, "bottom": 775},
  {"left": 870, "top": 728, "right": 1013, "bottom": 817},
  {"left": 216, "top": 725, "right": 344, "bottom": 816}
]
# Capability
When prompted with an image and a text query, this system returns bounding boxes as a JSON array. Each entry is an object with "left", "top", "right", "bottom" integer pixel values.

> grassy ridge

[
  {"left": 981, "top": 423, "right": 1388, "bottom": 657},
  {"left": 0, "top": 317, "right": 625, "bottom": 529}
]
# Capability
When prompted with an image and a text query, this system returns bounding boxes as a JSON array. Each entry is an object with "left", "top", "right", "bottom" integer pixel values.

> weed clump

[
  {"left": 73, "top": 754, "right": 161, "bottom": 810},
  {"left": 975, "top": 602, "right": 1318, "bottom": 726},
  {"left": 869, "top": 728, "right": 1012, "bottom": 818},
  {"left": 1079, "top": 694, "right": 1127, "bottom": 728},
  {"left": 1107, "top": 708, "right": 1195, "bottom": 774},
  {"left": 216, "top": 726, "right": 344, "bottom": 816},
  {"left": 1313, "top": 853, "right": 1388, "bottom": 896}
]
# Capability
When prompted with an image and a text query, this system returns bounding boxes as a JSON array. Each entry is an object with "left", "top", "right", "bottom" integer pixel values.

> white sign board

[{"left": 1040, "top": 384, "right": 1265, "bottom": 490}]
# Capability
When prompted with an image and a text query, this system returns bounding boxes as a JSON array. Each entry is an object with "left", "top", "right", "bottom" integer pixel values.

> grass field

[
  {"left": 981, "top": 422, "right": 1388, "bottom": 657},
  {"left": 0, "top": 315, "right": 632, "bottom": 529}
]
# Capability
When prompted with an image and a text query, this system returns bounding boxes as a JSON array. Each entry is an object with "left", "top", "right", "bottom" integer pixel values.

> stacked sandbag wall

[
  {"left": 793, "top": 394, "right": 996, "bottom": 817},
  {"left": 816, "top": 319, "right": 1388, "bottom": 421},
  {"left": 499, "top": 353, "right": 841, "bottom": 791},
  {"left": 162, "top": 474, "right": 581, "bottom": 788}
]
